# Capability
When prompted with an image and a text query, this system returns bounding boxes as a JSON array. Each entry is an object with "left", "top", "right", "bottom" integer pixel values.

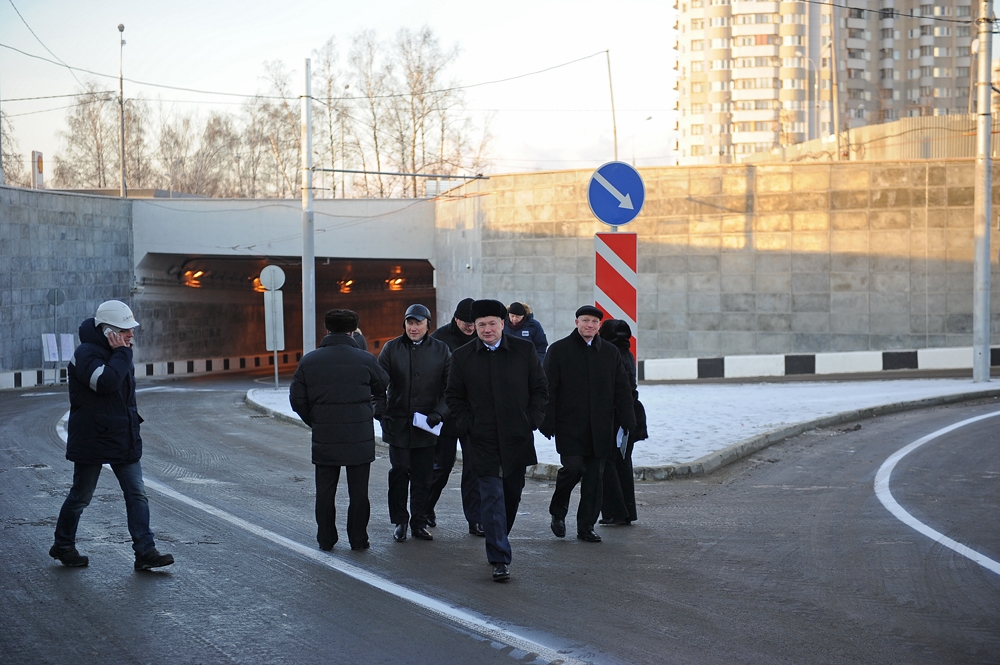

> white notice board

[
  {"left": 41, "top": 334, "right": 59, "bottom": 362},
  {"left": 60, "top": 334, "right": 75, "bottom": 361}
]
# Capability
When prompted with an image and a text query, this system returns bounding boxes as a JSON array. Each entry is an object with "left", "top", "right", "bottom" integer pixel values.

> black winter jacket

[
  {"left": 376, "top": 333, "right": 451, "bottom": 449},
  {"left": 540, "top": 330, "right": 636, "bottom": 458},
  {"left": 430, "top": 320, "right": 477, "bottom": 437},
  {"left": 431, "top": 319, "right": 476, "bottom": 352},
  {"left": 445, "top": 334, "right": 548, "bottom": 477},
  {"left": 66, "top": 318, "right": 142, "bottom": 464},
  {"left": 290, "top": 334, "right": 389, "bottom": 466},
  {"left": 504, "top": 313, "right": 548, "bottom": 364}
]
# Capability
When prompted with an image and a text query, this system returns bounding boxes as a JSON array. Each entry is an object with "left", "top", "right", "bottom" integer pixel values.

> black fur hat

[
  {"left": 325, "top": 309, "right": 359, "bottom": 334},
  {"left": 471, "top": 299, "right": 507, "bottom": 321}
]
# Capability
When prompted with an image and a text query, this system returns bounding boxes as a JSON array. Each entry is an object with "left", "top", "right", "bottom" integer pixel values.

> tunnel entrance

[{"left": 134, "top": 253, "right": 436, "bottom": 361}]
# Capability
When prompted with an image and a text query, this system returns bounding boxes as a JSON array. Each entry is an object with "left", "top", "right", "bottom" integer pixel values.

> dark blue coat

[
  {"left": 66, "top": 318, "right": 142, "bottom": 464},
  {"left": 290, "top": 334, "right": 389, "bottom": 466},
  {"left": 504, "top": 314, "right": 548, "bottom": 364}
]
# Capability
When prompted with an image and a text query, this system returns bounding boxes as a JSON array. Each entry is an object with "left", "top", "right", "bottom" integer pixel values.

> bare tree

[
  {"left": 349, "top": 30, "right": 395, "bottom": 197},
  {"left": 1, "top": 110, "right": 30, "bottom": 187},
  {"left": 239, "top": 96, "right": 270, "bottom": 198},
  {"left": 52, "top": 81, "right": 117, "bottom": 188},
  {"left": 123, "top": 97, "right": 153, "bottom": 189},
  {"left": 259, "top": 61, "right": 302, "bottom": 198}
]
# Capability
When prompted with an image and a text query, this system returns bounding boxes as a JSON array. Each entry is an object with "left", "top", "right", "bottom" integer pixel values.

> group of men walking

[
  {"left": 291, "top": 298, "right": 642, "bottom": 583},
  {"left": 46, "top": 297, "right": 643, "bottom": 585}
]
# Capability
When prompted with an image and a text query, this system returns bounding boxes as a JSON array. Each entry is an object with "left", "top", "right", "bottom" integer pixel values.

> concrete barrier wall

[
  {"left": 434, "top": 160, "right": 1000, "bottom": 360},
  {"left": 0, "top": 186, "right": 132, "bottom": 372}
]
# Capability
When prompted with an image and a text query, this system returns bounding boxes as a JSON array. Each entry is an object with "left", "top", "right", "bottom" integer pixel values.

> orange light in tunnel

[
  {"left": 252, "top": 277, "right": 265, "bottom": 293},
  {"left": 338, "top": 279, "right": 354, "bottom": 294}
]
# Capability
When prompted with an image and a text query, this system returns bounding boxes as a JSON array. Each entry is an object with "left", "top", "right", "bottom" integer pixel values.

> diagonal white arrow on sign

[{"left": 592, "top": 171, "right": 634, "bottom": 210}]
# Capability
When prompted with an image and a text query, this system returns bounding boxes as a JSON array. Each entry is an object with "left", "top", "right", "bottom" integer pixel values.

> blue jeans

[{"left": 54, "top": 461, "right": 155, "bottom": 554}]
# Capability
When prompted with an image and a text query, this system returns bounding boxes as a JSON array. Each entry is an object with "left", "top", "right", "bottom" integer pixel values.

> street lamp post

[{"left": 118, "top": 23, "right": 126, "bottom": 198}]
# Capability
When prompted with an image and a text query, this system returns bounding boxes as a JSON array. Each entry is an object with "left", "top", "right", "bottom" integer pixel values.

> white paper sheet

[
  {"left": 617, "top": 426, "right": 628, "bottom": 458},
  {"left": 412, "top": 412, "right": 443, "bottom": 436}
]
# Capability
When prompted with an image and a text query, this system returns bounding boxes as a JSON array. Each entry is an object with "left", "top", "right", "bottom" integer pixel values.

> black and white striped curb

[
  {"left": 639, "top": 346, "right": 1000, "bottom": 381},
  {"left": 1, "top": 351, "right": 304, "bottom": 390}
]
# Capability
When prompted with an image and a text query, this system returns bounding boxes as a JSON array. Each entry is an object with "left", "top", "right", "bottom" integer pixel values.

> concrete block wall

[
  {"left": 0, "top": 186, "right": 132, "bottom": 372},
  {"left": 434, "top": 160, "right": 1000, "bottom": 360}
]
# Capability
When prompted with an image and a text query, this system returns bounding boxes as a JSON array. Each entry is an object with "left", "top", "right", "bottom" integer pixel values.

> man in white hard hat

[{"left": 50, "top": 300, "right": 174, "bottom": 571}]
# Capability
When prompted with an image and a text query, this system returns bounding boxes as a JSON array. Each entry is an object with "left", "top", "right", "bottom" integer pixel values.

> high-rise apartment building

[{"left": 676, "top": 0, "right": 978, "bottom": 164}]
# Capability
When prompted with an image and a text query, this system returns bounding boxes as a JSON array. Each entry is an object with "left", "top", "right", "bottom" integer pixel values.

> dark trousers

[
  {"left": 549, "top": 454, "right": 606, "bottom": 534},
  {"left": 478, "top": 470, "right": 526, "bottom": 565},
  {"left": 54, "top": 461, "right": 155, "bottom": 554},
  {"left": 425, "top": 434, "right": 482, "bottom": 525},
  {"left": 601, "top": 440, "right": 637, "bottom": 522},
  {"left": 315, "top": 463, "right": 370, "bottom": 549},
  {"left": 388, "top": 445, "right": 435, "bottom": 529}
]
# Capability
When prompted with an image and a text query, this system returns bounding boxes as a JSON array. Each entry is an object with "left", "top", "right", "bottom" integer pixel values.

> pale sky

[{"left": 0, "top": 0, "right": 678, "bottom": 178}]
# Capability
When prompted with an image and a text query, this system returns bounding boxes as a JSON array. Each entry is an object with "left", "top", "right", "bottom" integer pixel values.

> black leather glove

[{"left": 425, "top": 411, "right": 443, "bottom": 428}]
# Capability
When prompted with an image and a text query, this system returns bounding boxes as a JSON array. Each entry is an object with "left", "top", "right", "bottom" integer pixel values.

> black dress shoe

[
  {"left": 393, "top": 524, "right": 407, "bottom": 542},
  {"left": 491, "top": 563, "right": 510, "bottom": 582},
  {"left": 350, "top": 541, "right": 370, "bottom": 551},
  {"left": 550, "top": 516, "right": 566, "bottom": 538},
  {"left": 577, "top": 529, "right": 602, "bottom": 542},
  {"left": 412, "top": 526, "right": 434, "bottom": 541},
  {"left": 469, "top": 522, "right": 485, "bottom": 537},
  {"left": 598, "top": 517, "right": 632, "bottom": 526},
  {"left": 425, "top": 513, "right": 437, "bottom": 528}
]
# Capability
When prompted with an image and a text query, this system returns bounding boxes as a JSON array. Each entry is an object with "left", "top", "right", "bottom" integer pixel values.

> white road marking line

[
  {"left": 56, "top": 410, "right": 587, "bottom": 664},
  {"left": 874, "top": 410, "right": 1000, "bottom": 576}
]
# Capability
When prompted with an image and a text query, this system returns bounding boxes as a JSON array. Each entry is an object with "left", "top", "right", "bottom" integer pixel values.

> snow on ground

[{"left": 249, "top": 379, "right": 996, "bottom": 467}]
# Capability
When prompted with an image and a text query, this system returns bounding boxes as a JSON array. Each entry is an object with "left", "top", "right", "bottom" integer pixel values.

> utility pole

[
  {"left": 301, "top": 58, "right": 316, "bottom": 355},
  {"left": 118, "top": 24, "right": 127, "bottom": 197},
  {"left": 972, "top": 0, "right": 993, "bottom": 382}
]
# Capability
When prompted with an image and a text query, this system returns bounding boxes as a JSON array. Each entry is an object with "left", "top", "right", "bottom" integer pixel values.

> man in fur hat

[
  {"left": 445, "top": 299, "right": 547, "bottom": 582},
  {"left": 291, "top": 309, "right": 388, "bottom": 552}
]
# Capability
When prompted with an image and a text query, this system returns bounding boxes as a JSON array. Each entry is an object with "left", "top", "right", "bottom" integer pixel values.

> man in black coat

[
  {"left": 51, "top": 300, "right": 174, "bottom": 571},
  {"left": 445, "top": 299, "right": 547, "bottom": 582},
  {"left": 290, "top": 309, "right": 389, "bottom": 551},
  {"left": 540, "top": 305, "right": 636, "bottom": 543},
  {"left": 377, "top": 303, "right": 451, "bottom": 543},
  {"left": 427, "top": 297, "right": 484, "bottom": 536}
]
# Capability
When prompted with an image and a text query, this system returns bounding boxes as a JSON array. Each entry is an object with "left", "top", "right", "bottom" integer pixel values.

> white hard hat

[{"left": 95, "top": 300, "right": 140, "bottom": 329}]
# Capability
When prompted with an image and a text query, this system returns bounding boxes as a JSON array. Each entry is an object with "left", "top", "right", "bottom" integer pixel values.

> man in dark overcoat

[
  {"left": 377, "top": 303, "right": 451, "bottom": 543},
  {"left": 445, "top": 299, "right": 548, "bottom": 582},
  {"left": 427, "top": 297, "right": 484, "bottom": 536},
  {"left": 290, "top": 309, "right": 388, "bottom": 552},
  {"left": 540, "top": 305, "right": 636, "bottom": 543}
]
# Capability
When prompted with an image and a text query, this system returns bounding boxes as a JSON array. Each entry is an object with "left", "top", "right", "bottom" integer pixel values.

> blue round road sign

[{"left": 587, "top": 161, "right": 645, "bottom": 226}]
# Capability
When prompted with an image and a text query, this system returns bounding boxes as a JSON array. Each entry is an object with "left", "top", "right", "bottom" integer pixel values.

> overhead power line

[
  {"left": 3, "top": 91, "right": 116, "bottom": 102},
  {"left": 0, "top": 40, "right": 608, "bottom": 105},
  {"left": 6, "top": 0, "right": 84, "bottom": 87}
]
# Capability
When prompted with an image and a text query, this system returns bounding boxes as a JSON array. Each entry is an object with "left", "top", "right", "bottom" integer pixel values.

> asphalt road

[{"left": 1, "top": 372, "right": 998, "bottom": 665}]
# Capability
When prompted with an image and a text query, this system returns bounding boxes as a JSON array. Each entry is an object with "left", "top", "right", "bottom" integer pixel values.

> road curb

[{"left": 246, "top": 387, "right": 1000, "bottom": 482}]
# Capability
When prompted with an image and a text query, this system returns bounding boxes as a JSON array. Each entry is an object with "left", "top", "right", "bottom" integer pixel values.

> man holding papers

[
  {"left": 540, "top": 306, "right": 636, "bottom": 544},
  {"left": 377, "top": 304, "right": 451, "bottom": 543}
]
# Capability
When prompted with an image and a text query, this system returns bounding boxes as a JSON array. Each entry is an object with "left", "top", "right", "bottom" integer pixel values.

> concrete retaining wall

[
  {"left": 434, "top": 160, "right": 1000, "bottom": 360},
  {"left": 0, "top": 186, "right": 132, "bottom": 372}
]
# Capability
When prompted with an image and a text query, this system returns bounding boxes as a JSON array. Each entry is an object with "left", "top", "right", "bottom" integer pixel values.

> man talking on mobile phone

[{"left": 49, "top": 300, "right": 174, "bottom": 571}]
